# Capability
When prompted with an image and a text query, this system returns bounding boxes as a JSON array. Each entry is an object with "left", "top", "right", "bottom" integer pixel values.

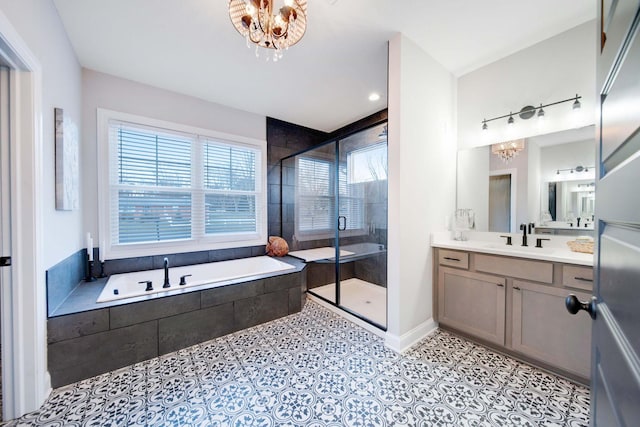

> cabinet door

[
  {"left": 511, "top": 280, "right": 591, "bottom": 378},
  {"left": 438, "top": 267, "right": 506, "bottom": 345}
]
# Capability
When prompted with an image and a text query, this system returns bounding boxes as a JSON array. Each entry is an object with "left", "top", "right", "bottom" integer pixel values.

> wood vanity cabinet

[
  {"left": 438, "top": 267, "right": 505, "bottom": 345},
  {"left": 435, "top": 248, "right": 593, "bottom": 381},
  {"left": 511, "top": 280, "right": 591, "bottom": 378}
]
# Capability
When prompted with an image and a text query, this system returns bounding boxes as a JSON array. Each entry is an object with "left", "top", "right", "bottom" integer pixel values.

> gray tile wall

[
  {"left": 266, "top": 117, "right": 328, "bottom": 238},
  {"left": 46, "top": 249, "right": 87, "bottom": 316},
  {"left": 47, "top": 271, "right": 305, "bottom": 387}
]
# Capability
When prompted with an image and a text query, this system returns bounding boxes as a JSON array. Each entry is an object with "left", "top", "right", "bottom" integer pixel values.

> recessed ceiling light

[{"left": 368, "top": 93, "right": 380, "bottom": 102}]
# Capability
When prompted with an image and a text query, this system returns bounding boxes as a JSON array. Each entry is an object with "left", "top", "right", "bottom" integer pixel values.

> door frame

[
  {"left": 489, "top": 168, "right": 517, "bottom": 233},
  {"left": 0, "top": 11, "right": 49, "bottom": 420}
]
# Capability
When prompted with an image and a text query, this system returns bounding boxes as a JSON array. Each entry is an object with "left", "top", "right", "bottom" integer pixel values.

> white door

[
  {"left": 565, "top": 2, "right": 640, "bottom": 425},
  {"left": 0, "top": 65, "right": 11, "bottom": 422}
]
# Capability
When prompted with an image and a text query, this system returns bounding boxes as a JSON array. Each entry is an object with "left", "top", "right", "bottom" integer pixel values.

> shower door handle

[{"left": 338, "top": 216, "right": 347, "bottom": 231}]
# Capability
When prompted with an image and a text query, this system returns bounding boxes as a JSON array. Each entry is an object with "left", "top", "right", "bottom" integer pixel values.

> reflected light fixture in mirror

[{"left": 491, "top": 139, "right": 525, "bottom": 163}]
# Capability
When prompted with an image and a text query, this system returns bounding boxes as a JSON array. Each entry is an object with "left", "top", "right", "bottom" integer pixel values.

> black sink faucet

[
  {"left": 519, "top": 223, "right": 528, "bottom": 247},
  {"left": 163, "top": 257, "right": 171, "bottom": 288}
]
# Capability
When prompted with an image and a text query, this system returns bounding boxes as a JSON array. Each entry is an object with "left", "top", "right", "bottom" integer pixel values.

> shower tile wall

[{"left": 266, "top": 117, "right": 327, "bottom": 238}]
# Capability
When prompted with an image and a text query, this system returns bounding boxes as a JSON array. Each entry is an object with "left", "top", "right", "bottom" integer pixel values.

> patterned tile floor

[{"left": 1, "top": 300, "right": 589, "bottom": 426}]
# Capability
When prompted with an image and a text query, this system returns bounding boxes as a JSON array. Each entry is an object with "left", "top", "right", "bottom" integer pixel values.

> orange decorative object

[{"left": 266, "top": 236, "right": 289, "bottom": 257}]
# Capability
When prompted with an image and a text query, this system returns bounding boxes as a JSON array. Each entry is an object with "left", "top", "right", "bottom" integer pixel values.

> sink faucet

[
  {"left": 163, "top": 257, "right": 170, "bottom": 288},
  {"left": 519, "top": 223, "right": 528, "bottom": 247}
]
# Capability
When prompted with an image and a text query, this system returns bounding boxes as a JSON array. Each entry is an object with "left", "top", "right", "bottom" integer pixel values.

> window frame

[{"left": 97, "top": 109, "right": 267, "bottom": 259}]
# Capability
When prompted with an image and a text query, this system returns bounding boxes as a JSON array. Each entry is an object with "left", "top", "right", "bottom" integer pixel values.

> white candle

[
  {"left": 100, "top": 240, "right": 105, "bottom": 262},
  {"left": 86, "top": 232, "right": 93, "bottom": 261}
]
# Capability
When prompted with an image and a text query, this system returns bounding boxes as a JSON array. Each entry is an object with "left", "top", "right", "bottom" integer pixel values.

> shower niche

[{"left": 281, "top": 121, "right": 388, "bottom": 329}]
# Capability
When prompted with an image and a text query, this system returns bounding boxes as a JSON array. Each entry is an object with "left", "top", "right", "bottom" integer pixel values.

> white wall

[
  {"left": 539, "top": 139, "right": 595, "bottom": 218},
  {"left": 387, "top": 33, "right": 456, "bottom": 350},
  {"left": 0, "top": 0, "right": 82, "bottom": 269},
  {"left": 527, "top": 141, "right": 541, "bottom": 224},
  {"left": 458, "top": 21, "right": 596, "bottom": 150},
  {"left": 81, "top": 69, "right": 266, "bottom": 244},
  {"left": 540, "top": 139, "right": 596, "bottom": 183},
  {"left": 456, "top": 146, "right": 489, "bottom": 231}
]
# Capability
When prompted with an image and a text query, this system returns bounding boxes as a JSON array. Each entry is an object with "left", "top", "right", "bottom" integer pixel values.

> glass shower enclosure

[{"left": 280, "top": 121, "right": 388, "bottom": 329}]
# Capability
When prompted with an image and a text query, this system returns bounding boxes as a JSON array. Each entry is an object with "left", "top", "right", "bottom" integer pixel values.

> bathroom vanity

[{"left": 432, "top": 233, "right": 593, "bottom": 383}]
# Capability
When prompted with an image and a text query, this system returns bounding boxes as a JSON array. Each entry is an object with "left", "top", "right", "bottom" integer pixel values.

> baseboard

[
  {"left": 44, "top": 370, "right": 52, "bottom": 398},
  {"left": 385, "top": 318, "right": 438, "bottom": 353}
]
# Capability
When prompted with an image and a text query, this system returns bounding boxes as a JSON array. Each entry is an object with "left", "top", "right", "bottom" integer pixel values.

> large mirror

[{"left": 456, "top": 125, "right": 595, "bottom": 236}]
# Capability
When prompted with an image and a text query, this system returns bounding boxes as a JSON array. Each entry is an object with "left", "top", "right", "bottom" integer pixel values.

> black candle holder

[
  {"left": 85, "top": 255, "right": 96, "bottom": 282},
  {"left": 99, "top": 261, "right": 107, "bottom": 278}
]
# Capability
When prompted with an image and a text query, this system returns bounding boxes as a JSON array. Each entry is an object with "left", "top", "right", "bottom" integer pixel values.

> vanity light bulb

[
  {"left": 284, "top": 0, "right": 294, "bottom": 6},
  {"left": 572, "top": 95, "right": 581, "bottom": 110}
]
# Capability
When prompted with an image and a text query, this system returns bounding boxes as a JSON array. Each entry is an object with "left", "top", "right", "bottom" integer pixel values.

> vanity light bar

[
  {"left": 482, "top": 94, "right": 581, "bottom": 130},
  {"left": 556, "top": 165, "right": 594, "bottom": 174}
]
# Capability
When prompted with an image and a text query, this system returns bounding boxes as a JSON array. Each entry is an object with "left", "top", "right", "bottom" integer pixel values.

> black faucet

[
  {"left": 528, "top": 222, "right": 535, "bottom": 234},
  {"left": 163, "top": 257, "right": 170, "bottom": 288},
  {"left": 577, "top": 217, "right": 581, "bottom": 227},
  {"left": 519, "top": 223, "right": 528, "bottom": 247}
]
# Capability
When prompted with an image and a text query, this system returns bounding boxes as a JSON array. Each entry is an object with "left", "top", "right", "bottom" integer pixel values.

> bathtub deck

[{"left": 47, "top": 257, "right": 306, "bottom": 388}]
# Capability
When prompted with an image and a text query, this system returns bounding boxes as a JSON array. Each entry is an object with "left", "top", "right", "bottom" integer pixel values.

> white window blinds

[
  {"left": 203, "top": 141, "right": 258, "bottom": 234},
  {"left": 297, "top": 157, "right": 333, "bottom": 232},
  {"left": 296, "top": 156, "right": 364, "bottom": 235},
  {"left": 107, "top": 118, "right": 263, "bottom": 251},
  {"left": 112, "top": 124, "right": 194, "bottom": 244}
]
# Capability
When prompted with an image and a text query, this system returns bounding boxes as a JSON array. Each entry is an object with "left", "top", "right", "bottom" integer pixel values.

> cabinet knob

[{"left": 565, "top": 294, "right": 596, "bottom": 319}]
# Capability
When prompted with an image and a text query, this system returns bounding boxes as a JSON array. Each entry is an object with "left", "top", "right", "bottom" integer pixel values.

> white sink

[{"left": 483, "top": 243, "right": 555, "bottom": 255}]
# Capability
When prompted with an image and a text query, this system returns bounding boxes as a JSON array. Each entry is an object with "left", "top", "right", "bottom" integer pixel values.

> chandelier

[
  {"left": 228, "top": 0, "right": 307, "bottom": 61},
  {"left": 491, "top": 139, "right": 525, "bottom": 163}
]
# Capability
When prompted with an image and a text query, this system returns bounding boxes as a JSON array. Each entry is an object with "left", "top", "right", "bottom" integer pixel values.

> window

[
  {"left": 295, "top": 155, "right": 364, "bottom": 240},
  {"left": 347, "top": 142, "right": 388, "bottom": 183},
  {"left": 98, "top": 110, "right": 266, "bottom": 258}
]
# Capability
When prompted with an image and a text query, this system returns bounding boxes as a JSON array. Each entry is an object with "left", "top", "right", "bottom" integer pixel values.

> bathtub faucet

[{"left": 163, "top": 257, "right": 171, "bottom": 288}]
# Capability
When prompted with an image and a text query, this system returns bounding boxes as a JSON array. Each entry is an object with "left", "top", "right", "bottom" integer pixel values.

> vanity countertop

[{"left": 431, "top": 231, "right": 593, "bottom": 266}]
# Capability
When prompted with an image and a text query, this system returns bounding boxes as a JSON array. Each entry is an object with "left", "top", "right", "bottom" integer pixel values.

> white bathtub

[{"left": 97, "top": 256, "right": 296, "bottom": 303}]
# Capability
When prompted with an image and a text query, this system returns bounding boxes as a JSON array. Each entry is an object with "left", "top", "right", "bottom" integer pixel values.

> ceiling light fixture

[
  {"left": 491, "top": 139, "right": 525, "bottom": 163},
  {"left": 480, "top": 94, "right": 582, "bottom": 130},
  {"left": 228, "top": 0, "right": 307, "bottom": 61},
  {"left": 369, "top": 93, "right": 381, "bottom": 102}
]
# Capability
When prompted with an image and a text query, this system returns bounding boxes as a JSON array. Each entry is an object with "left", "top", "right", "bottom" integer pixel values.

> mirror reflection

[{"left": 457, "top": 125, "right": 595, "bottom": 236}]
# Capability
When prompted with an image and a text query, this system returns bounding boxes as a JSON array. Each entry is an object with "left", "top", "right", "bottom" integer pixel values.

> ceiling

[{"left": 53, "top": 0, "right": 595, "bottom": 132}]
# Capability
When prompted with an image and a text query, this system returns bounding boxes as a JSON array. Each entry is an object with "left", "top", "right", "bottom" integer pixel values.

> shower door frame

[{"left": 281, "top": 118, "right": 388, "bottom": 330}]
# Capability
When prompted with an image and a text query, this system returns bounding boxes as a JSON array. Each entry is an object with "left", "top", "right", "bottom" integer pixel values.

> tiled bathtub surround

[
  {"left": 10, "top": 301, "right": 590, "bottom": 426},
  {"left": 46, "top": 245, "right": 267, "bottom": 316},
  {"left": 47, "top": 271, "right": 305, "bottom": 388}
]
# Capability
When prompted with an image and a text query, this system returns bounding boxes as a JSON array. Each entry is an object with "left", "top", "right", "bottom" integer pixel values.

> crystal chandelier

[
  {"left": 491, "top": 139, "right": 525, "bottom": 163},
  {"left": 228, "top": 0, "right": 307, "bottom": 61}
]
